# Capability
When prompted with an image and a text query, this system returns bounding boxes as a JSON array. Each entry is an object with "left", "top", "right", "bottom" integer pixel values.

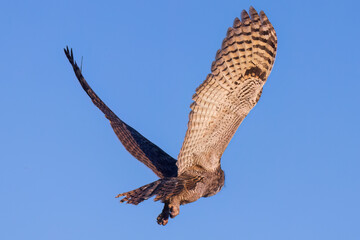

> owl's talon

[
  {"left": 157, "top": 214, "right": 169, "bottom": 225},
  {"left": 157, "top": 203, "right": 170, "bottom": 225}
]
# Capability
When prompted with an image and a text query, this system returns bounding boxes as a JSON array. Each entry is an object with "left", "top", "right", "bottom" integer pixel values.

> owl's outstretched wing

[
  {"left": 177, "top": 7, "right": 277, "bottom": 173},
  {"left": 64, "top": 47, "right": 177, "bottom": 178}
]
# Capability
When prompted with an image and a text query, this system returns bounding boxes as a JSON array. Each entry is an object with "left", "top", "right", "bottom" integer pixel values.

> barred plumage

[
  {"left": 65, "top": 6, "right": 277, "bottom": 226},
  {"left": 177, "top": 7, "right": 277, "bottom": 173}
]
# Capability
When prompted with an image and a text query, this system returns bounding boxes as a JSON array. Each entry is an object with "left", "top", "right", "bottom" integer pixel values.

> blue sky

[{"left": 1, "top": 0, "right": 360, "bottom": 239}]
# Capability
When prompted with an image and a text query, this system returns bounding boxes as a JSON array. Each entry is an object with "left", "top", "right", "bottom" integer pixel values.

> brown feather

[{"left": 64, "top": 47, "right": 177, "bottom": 178}]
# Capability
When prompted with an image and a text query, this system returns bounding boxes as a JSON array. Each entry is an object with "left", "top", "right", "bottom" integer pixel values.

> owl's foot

[{"left": 157, "top": 203, "right": 170, "bottom": 226}]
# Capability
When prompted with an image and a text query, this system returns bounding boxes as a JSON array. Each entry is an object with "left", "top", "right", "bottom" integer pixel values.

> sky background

[{"left": 1, "top": 0, "right": 360, "bottom": 239}]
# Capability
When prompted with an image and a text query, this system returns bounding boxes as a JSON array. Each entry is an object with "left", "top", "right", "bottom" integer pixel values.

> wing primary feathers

[{"left": 64, "top": 47, "right": 177, "bottom": 178}]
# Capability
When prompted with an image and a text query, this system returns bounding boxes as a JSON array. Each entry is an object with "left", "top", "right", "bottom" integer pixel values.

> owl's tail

[
  {"left": 115, "top": 178, "right": 183, "bottom": 205},
  {"left": 115, "top": 175, "right": 203, "bottom": 205}
]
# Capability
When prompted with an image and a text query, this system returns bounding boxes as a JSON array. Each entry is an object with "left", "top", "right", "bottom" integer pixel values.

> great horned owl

[{"left": 64, "top": 6, "right": 277, "bottom": 226}]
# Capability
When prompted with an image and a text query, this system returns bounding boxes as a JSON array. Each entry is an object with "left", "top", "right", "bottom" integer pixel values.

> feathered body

[{"left": 64, "top": 7, "right": 277, "bottom": 225}]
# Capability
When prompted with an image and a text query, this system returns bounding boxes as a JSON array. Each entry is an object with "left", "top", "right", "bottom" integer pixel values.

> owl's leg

[
  {"left": 157, "top": 202, "right": 170, "bottom": 225},
  {"left": 169, "top": 201, "right": 180, "bottom": 218}
]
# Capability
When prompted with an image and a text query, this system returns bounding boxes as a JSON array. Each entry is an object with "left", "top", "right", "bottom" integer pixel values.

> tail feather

[
  {"left": 116, "top": 180, "right": 162, "bottom": 205},
  {"left": 153, "top": 179, "right": 184, "bottom": 201},
  {"left": 116, "top": 176, "right": 201, "bottom": 205},
  {"left": 116, "top": 178, "right": 181, "bottom": 205}
]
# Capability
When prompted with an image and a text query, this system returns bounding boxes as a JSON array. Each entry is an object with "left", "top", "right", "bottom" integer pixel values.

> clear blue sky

[{"left": 1, "top": 0, "right": 359, "bottom": 239}]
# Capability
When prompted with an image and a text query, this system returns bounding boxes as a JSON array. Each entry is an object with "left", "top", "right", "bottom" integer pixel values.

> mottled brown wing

[
  {"left": 177, "top": 7, "right": 277, "bottom": 173},
  {"left": 64, "top": 47, "right": 177, "bottom": 178}
]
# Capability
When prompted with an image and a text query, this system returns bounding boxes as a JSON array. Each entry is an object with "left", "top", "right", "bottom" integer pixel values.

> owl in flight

[{"left": 64, "top": 7, "right": 277, "bottom": 225}]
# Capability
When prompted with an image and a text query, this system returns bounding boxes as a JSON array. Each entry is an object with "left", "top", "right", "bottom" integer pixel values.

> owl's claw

[
  {"left": 157, "top": 203, "right": 170, "bottom": 225},
  {"left": 157, "top": 213, "right": 169, "bottom": 226}
]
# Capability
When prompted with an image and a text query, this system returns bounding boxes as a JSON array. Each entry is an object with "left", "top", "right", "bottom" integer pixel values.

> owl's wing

[
  {"left": 177, "top": 7, "right": 277, "bottom": 173},
  {"left": 64, "top": 47, "right": 177, "bottom": 178}
]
